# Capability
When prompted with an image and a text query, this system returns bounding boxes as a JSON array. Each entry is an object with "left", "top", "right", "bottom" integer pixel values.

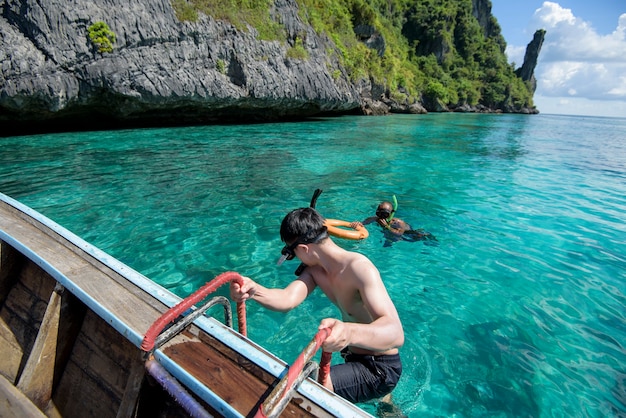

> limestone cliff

[
  {"left": 2, "top": 0, "right": 367, "bottom": 134},
  {"left": 0, "top": 0, "right": 542, "bottom": 136}
]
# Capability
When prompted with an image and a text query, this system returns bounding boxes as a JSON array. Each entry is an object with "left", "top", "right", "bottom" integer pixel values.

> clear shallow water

[{"left": 1, "top": 113, "right": 625, "bottom": 417}]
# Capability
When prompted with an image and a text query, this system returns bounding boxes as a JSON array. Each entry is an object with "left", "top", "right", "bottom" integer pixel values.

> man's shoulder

[{"left": 347, "top": 251, "right": 377, "bottom": 272}]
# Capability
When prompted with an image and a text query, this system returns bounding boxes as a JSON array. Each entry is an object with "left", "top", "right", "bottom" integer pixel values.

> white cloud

[
  {"left": 533, "top": 3, "right": 626, "bottom": 62},
  {"left": 607, "top": 75, "right": 626, "bottom": 96},
  {"left": 507, "top": 2, "right": 626, "bottom": 115}
]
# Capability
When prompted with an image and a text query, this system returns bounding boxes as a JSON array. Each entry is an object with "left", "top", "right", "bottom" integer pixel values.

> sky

[{"left": 490, "top": 1, "right": 626, "bottom": 117}]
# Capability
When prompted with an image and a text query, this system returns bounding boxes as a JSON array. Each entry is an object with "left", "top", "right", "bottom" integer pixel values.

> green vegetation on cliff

[
  {"left": 173, "top": 0, "right": 535, "bottom": 112},
  {"left": 88, "top": 21, "right": 117, "bottom": 54}
]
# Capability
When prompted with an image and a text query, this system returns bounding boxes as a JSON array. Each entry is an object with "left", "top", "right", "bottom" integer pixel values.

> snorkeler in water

[{"left": 351, "top": 200, "right": 438, "bottom": 247}]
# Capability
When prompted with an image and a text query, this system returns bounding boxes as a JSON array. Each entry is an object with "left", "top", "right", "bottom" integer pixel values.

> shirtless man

[
  {"left": 354, "top": 201, "right": 437, "bottom": 246},
  {"left": 230, "top": 207, "right": 404, "bottom": 403},
  {"left": 359, "top": 201, "right": 411, "bottom": 236}
]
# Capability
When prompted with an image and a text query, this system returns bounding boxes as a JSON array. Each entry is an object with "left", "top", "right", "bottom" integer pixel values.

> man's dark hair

[{"left": 280, "top": 207, "right": 327, "bottom": 244}]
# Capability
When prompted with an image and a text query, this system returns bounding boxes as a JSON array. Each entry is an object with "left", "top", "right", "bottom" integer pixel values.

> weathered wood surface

[
  {"left": 0, "top": 373, "right": 47, "bottom": 418},
  {"left": 0, "top": 236, "right": 157, "bottom": 417}
]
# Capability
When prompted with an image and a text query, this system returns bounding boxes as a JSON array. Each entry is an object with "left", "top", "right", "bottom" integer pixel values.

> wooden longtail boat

[{"left": 0, "top": 192, "right": 372, "bottom": 418}]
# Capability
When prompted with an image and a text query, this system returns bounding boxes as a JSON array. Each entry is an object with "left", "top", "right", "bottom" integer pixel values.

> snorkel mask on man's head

[
  {"left": 276, "top": 228, "right": 328, "bottom": 265},
  {"left": 376, "top": 207, "right": 392, "bottom": 219},
  {"left": 376, "top": 204, "right": 394, "bottom": 221},
  {"left": 375, "top": 196, "right": 398, "bottom": 223},
  {"left": 276, "top": 207, "right": 328, "bottom": 266}
]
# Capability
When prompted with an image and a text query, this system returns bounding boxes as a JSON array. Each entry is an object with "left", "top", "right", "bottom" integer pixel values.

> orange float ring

[{"left": 324, "top": 219, "right": 369, "bottom": 240}]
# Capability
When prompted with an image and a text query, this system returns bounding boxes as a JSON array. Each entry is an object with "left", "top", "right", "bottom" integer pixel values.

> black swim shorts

[{"left": 330, "top": 349, "right": 402, "bottom": 404}]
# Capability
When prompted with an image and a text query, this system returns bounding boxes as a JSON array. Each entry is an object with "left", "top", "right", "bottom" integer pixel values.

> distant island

[{"left": 0, "top": 0, "right": 544, "bottom": 136}]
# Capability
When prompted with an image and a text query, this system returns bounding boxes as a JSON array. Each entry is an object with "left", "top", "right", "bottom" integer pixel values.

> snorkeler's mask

[
  {"left": 376, "top": 208, "right": 393, "bottom": 219},
  {"left": 276, "top": 229, "right": 328, "bottom": 265}
]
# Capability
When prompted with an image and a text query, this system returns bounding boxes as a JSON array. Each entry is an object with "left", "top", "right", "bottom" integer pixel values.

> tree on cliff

[{"left": 87, "top": 21, "right": 117, "bottom": 54}]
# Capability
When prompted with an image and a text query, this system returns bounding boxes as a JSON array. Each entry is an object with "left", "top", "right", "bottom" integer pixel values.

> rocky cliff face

[
  {"left": 0, "top": 0, "right": 540, "bottom": 136},
  {"left": 515, "top": 29, "right": 546, "bottom": 95},
  {"left": 472, "top": 0, "right": 500, "bottom": 43},
  {"left": 1, "top": 0, "right": 367, "bottom": 134}
]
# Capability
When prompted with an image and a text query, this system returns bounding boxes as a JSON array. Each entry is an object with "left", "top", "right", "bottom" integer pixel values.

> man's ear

[{"left": 299, "top": 243, "right": 313, "bottom": 256}]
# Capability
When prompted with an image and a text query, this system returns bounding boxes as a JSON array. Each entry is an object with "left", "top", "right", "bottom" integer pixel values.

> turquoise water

[{"left": 1, "top": 114, "right": 625, "bottom": 417}]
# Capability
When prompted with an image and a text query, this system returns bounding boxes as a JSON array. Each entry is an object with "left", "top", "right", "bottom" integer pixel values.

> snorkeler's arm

[
  {"left": 350, "top": 221, "right": 365, "bottom": 229},
  {"left": 361, "top": 216, "right": 378, "bottom": 225},
  {"left": 230, "top": 275, "right": 315, "bottom": 312}
]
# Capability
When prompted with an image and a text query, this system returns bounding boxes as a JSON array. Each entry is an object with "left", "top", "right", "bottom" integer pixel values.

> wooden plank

[
  {"left": 0, "top": 373, "right": 47, "bottom": 418},
  {"left": 165, "top": 338, "right": 268, "bottom": 415},
  {"left": 16, "top": 284, "right": 63, "bottom": 408},
  {"left": 116, "top": 354, "right": 145, "bottom": 418},
  {"left": 0, "top": 318, "right": 24, "bottom": 382},
  {"left": 164, "top": 336, "right": 323, "bottom": 417},
  {"left": 51, "top": 310, "right": 139, "bottom": 418},
  {"left": 0, "top": 259, "right": 52, "bottom": 382},
  {"left": 0, "top": 241, "right": 23, "bottom": 305}
]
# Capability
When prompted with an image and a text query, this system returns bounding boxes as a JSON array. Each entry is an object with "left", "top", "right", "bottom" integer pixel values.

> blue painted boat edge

[
  {"left": 0, "top": 192, "right": 374, "bottom": 417},
  {"left": 0, "top": 192, "right": 181, "bottom": 308}
]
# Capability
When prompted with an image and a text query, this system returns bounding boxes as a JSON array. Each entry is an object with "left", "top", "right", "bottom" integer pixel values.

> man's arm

[
  {"left": 360, "top": 216, "right": 379, "bottom": 225},
  {"left": 230, "top": 275, "right": 315, "bottom": 312}
]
